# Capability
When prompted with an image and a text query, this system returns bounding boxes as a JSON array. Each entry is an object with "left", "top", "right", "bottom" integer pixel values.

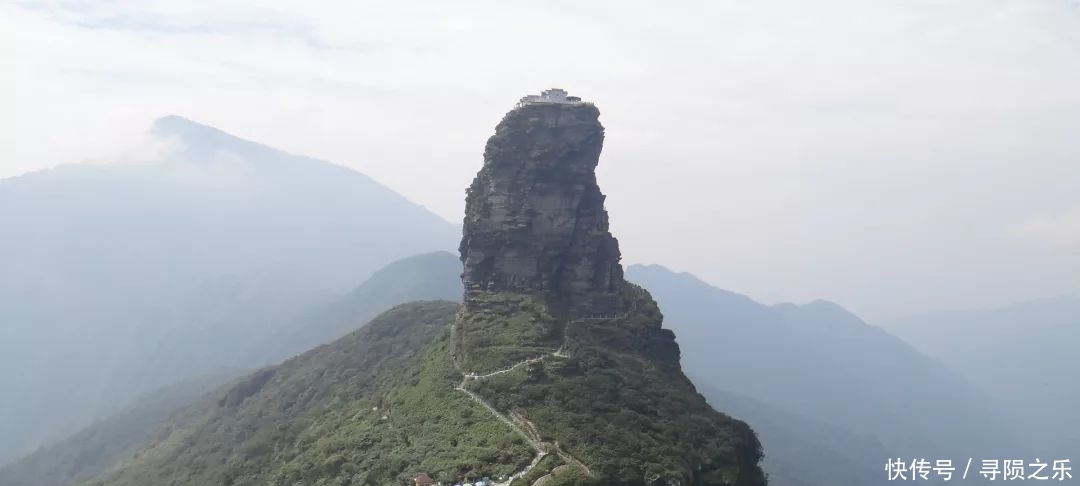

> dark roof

[{"left": 414, "top": 474, "right": 434, "bottom": 485}]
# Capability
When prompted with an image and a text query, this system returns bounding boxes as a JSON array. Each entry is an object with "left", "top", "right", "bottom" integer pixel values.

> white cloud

[
  {"left": 1011, "top": 206, "right": 1080, "bottom": 252},
  {"left": 5, "top": 0, "right": 1080, "bottom": 320},
  {"left": 86, "top": 129, "right": 186, "bottom": 167}
]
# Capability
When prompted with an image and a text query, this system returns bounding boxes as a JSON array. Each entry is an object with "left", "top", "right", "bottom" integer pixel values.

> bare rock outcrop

[{"left": 459, "top": 95, "right": 626, "bottom": 316}]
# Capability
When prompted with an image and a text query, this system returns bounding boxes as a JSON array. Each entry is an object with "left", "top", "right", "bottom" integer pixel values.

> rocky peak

[
  {"left": 452, "top": 93, "right": 766, "bottom": 486},
  {"left": 459, "top": 91, "right": 626, "bottom": 316}
]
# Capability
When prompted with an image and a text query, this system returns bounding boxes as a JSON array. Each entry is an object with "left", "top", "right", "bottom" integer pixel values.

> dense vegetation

[
  {"left": 462, "top": 286, "right": 765, "bottom": 486},
  {"left": 76, "top": 302, "right": 535, "bottom": 486},
  {"left": 65, "top": 280, "right": 765, "bottom": 486},
  {"left": 455, "top": 292, "right": 562, "bottom": 373}
]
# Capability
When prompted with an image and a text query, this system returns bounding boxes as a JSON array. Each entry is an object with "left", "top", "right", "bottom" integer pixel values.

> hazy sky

[{"left": 4, "top": 0, "right": 1079, "bottom": 321}]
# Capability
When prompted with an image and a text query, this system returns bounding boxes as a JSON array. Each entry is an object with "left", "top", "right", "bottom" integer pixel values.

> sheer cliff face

[{"left": 459, "top": 102, "right": 625, "bottom": 315}]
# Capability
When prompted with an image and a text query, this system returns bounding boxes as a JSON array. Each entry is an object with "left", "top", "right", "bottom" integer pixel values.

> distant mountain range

[
  {"left": 623, "top": 264, "right": 1023, "bottom": 485},
  {"left": 0, "top": 116, "right": 458, "bottom": 465},
  {"left": 886, "top": 296, "right": 1080, "bottom": 462}
]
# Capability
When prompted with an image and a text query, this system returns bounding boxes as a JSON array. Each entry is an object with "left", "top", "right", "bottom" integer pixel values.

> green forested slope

[
  {"left": 78, "top": 301, "right": 536, "bottom": 486},
  {"left": 459, "top": 286, "right": 764, "bottom": 486}
]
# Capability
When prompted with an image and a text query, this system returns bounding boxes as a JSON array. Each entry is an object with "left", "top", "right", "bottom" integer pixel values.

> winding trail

[
  {"left": 450, "top": 318, "right": 597, "bottom": 485},
  {"left": 462, "top": 355, "right": 547, "bottom": 381}
]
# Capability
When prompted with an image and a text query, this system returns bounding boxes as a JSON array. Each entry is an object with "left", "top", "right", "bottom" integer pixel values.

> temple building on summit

[{"left": 516, "top": 88, "right": 583, "bottom": 107}]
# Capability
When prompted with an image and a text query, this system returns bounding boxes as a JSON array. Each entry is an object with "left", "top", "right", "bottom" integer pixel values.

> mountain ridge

[
  {"left": 885, "top": 296, "right": 1080, "bottom": 460},
  {"left": 624, "top": 263, "right": 1021, "bottom": 459}
]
